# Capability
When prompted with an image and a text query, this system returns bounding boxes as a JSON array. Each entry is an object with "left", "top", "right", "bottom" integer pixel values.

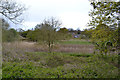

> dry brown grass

[
  {"left": 53, "top": 44, "right": 94, "bottom": 53},
  {"left": 2, "top": 41, "right": 94, "bottom": 61},
  {"left": 2, "top": 41, "right": 47, "bottom": 61},
  {"left": 2, "top": 41, "right": 47, "bottom": 52}
]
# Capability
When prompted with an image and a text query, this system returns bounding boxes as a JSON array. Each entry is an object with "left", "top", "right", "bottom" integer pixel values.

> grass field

[
  {"left": 2, "top": 40, "right": 119, "bottom": 78},
  {"left": 59, "top": 39, "right": 92, "bottom": 45}
]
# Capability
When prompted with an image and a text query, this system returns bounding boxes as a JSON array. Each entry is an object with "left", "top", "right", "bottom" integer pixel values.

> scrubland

[{"left": 2, "top": 40, "right": 119, "bottom": 78}]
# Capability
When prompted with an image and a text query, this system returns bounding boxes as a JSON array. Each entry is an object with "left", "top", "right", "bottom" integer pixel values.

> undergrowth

[{"left": 2, "top": 52, "right": 119, "bottom": 78}]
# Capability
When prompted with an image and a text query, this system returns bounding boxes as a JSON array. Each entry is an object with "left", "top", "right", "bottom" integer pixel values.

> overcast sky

[{"left": 10, "top": 0, "right": 93, "bottom": 30}]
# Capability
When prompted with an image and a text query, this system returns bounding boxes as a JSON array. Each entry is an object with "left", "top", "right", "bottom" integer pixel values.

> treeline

[
  {"left": 19, "top": 27, "right": 82, "bottom": 42},
  {"left": 2, "top": 19, "right": 19, "bottom": 42},
  {"left": 1, "top": 17, "right": 85, "bottom": 52},
  {"left": 18, "top": 17, "right": 83, "bottom": 52}
]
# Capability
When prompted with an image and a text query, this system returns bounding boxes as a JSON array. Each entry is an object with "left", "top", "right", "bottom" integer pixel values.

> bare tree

[{"left": 0, "top": 0, "right": 26, "bottom": 24}]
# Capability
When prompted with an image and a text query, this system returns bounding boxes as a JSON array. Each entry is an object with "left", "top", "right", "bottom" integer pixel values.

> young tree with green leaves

[
  {"left": 88, "top": 1, "right": 119, "bottom": 29},
  {"left": 28, "top": 17, "right": 62, "bottom": 53},
  {"left": 88, "top": 1, "right": 120, "bottom": 54}
]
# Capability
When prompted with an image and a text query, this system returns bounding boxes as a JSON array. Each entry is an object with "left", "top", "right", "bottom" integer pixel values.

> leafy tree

[
  {"left": 20, "top": 30, "right": 31, "bottom": 38},
  {"left": 81, "top": 28, "right": 94, "bottom": 40},
  {"left": 88, "top": 1, "right": 120, "bottom": 54},
  {"left": 57, "top": 27, "right": 70, "bottom": 40},
  {"left": 2, "top": 28, "right": 18, "bottom": 42},
  {"left": 58, "top": 28, "right": 68, "bottom": 33},
  {"left": 89, "top": 1, "right": 119, "bottom": 39},
  {"left": 2, "top": 18, "right": 18, "bottom": 42},
  {"left": 91, "top": 24, "right": 113, "bottom": 42},
  {"left": 28, "top": 17, "right": 62, "bottom": 52},
  {"left": 27, "top": 30, "right": 39, "bottom": 42},
  {"left": 88, "top": 1, "right": 119, "bottom": 29}
]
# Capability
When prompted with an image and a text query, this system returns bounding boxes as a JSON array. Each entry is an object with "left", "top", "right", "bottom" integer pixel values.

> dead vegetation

[
  {"left": 54, "top": 44, "right": 94, "bottom": 53},
  {"left": 2, "top": 41, "right": 44, "bottom": 61},
  {"left": 2, "top": 41, "right": 94, "bottom": 61}
]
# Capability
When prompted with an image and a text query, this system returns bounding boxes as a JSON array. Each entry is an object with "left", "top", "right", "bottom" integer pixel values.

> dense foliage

[
  {"left": 88, "top": 2, "right": 119, "bottom": 28},
  {"left": 2, "top": 19, "right": 19, "bottom": 42},
  {"left": 87, "top": 1, "right": 120, "bottom": 54}
]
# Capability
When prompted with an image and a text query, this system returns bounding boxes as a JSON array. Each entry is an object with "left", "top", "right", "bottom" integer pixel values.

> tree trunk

[{"left": 48, "top": 41, "right": 51, "bottom": 53}]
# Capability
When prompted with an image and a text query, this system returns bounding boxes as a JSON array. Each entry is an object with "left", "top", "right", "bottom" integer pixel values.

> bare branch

[{"left": 0, "top": 0, "right": 26, "bottom": 24}]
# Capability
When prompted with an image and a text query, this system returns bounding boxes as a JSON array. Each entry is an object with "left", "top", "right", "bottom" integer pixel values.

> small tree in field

[{"left": 35, "top": 17, "right": 62, "bottom": 52}]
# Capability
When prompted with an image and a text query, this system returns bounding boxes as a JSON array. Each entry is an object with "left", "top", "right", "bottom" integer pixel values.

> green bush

[
  {"left": 46, "top": 55, "right": 65, "bottom": 68},
  {"left": 2, "top": 62, "right": 36, "bottom": 78},
  {"left": 2, "top": 28, "right": 18, "bottom": 42}
]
